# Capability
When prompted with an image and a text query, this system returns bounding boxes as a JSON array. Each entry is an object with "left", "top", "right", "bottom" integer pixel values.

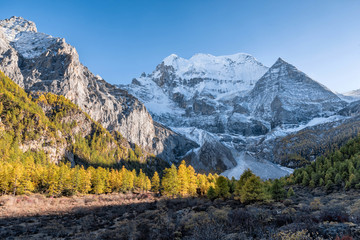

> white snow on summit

[
  {"left": 162, "top": 52, "right": 268, "bottom": 82},
  {"left": 0, "top": 16, "right": 58, "bottom": 59},
  {"left": 0, "top": 16, "right": 37, "bottom": 41}
]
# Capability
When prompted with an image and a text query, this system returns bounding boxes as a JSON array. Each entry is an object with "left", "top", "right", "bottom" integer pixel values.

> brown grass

[{"left": 0, "top": 192, "right": 157, "bottom": 218}]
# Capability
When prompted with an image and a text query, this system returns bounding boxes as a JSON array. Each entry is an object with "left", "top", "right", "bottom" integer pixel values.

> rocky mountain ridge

[
  {"left": 124, "top": 52, "right": 357, "bottom": 178},
  {"left": 1, "top": 16, "right": 359, "bottom": 177},
  {"left": 0, "top": 16, "right": 197, "bottom": 165}
]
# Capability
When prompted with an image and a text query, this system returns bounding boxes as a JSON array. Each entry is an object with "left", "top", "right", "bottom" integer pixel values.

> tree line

[
  {"left": 0, "top": 71, "right": 293, "bottom": 202},
  {"left": 0, "top": 152, "right": 293, "bottom": 205},
  {"left": 286, "top": 135, "right": 360, "bottom": 190}
]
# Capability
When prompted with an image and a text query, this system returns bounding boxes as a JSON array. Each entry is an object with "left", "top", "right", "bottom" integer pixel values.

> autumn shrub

[{"left": 273, "top": 229, "right": 324, "bottom": 240}]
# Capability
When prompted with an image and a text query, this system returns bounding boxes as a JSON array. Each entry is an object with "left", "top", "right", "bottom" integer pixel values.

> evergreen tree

[
  {"left": 161, "top": 164, "right": 179, "bottom": 197},
  {"left": 109, "top": 169, "right": 122, "bottom": 192},
  {"left": 151, "top": 171, "right": 160, "bottom": 193},
  {"left": 229, "top": 177, "right": 236, "bottom": 194},
  {"left": 77, "top": 166, "right": 92, "bottom": 194},
  {"left": 187, "top": 165, "right": 197, "bottom": 196},
  {"left": 302, "top": 172, "right": 310, "bottom": 186},
  {"left": 177, "top": 160, "right": 189, "bottom": 196},
  {"left": 196, "top": 174, "right": 208, "bottom": 195},
  {"left": 334, "top": 173, "right": 342, "bottom": 186},
  {"left": 270, "top": 179, "right": 286, "bottom": 201},
  {"left": 287, "top": 187, "right": 295, "bottom": 197},
  {"left": 207, "top": 186, "right": 217, "bottom": 200},
  {"left": 215, "top": 176, "right": 230, "bottom": 198},
  {"left": 240, "top": 175, "right": 264, "bottom": 204},
  {"left": 235, "top": 169, "right": 254, "bottom": 195}
]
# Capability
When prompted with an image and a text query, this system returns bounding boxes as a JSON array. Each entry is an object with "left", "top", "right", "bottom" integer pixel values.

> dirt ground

[{"left": 1, "top": 189, "right": 360, "bottom": 239}]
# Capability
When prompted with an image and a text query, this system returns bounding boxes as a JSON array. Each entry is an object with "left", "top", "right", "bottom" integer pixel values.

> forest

[{"left": 1, "top": 69, "right": 360, "bottom": 203}]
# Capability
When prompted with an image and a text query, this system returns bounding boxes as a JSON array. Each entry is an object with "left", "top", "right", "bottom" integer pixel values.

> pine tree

[
  {"left": 240, "top": 175, "right": 264, "bottom": 204},
  {"left": 109, "top": 169, "right": 122, "bottom": 192},
  {"left": 229, "top": 177, "right": 236, "bottom": 194},
  {"left": 46, "top": 164, "right": 61, "bottom": 196},
  {"left": 10, "top": 162, "right": 24, "bottom": 195},
  {"left": 215, "top": 176, "right": 230, "bottom": 198},
  {"left": 325, "top": 179, "right": 334, "bottom": 190},
  {"left": 270, "top": 179, "right": 286, "bottom": 201},
  {"left": 287, "top": 187, "right": 295, "bottom": 197},
  {"left": 136, "top": 169, "right": 147, "bottom": 192},
  {"left": 302, "top": 172, "right": 310, "bottom": 186},
  {"left": 161, "top": 164, "right": 179, "bottom": 197},
  {"left": 187, "top": 165, "right": 197, "bottom": 196},
  {"left": 0, "top": 163, "right": 10, "bottom": 194},
  {"left": 235, "top": 169, "right": 254, "bottom": 195},
  {"left": 120, "top": 166, "right": 133, "bottom": 192},
  {"left": 177, "top": 160, "right": 189, "bottom": 196},
  {"left": 151, "top": 171, "right": 160, "bottom": 193},
  {"left": 145, "top": 176, "right": 151, "bottom": 192},
  {"left": 196, "top": 174, "right": 208, "bottom": 195},
  {"left": 207, "top": 186, "right": 217, "bottom": 200},
  {"left": 334, "top": 173, "right": 342, "bottom": 186},
  {"left": 77, "top": 166, "right": 92, "bottom": 194}
]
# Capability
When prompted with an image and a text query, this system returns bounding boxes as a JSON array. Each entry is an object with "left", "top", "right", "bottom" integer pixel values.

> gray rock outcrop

[{"left": 0, "top": 16, "right": 196, "bottom": 164}]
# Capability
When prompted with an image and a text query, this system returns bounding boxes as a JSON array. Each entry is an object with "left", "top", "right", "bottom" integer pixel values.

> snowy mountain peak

[
  {"left": 265, "top": 57, "right": 306, "bottom": 78},
  {"left": 0, "top": 16, "right": 37, "bottom": 41},
  {"left": 275, "top": 57, "right": 286, "bottom": 63},
  {"left": 0, "top": 16, "right": 60, "bottom": 59},
  {"left": 271, "top": 57, "right": 295, "bottom": 69},
  {"left": 158, "top": 52, "right": 268, "bottom": 81},
  {"left": 0, "top": 16, "right": 37, "bottom": 32},
  {"left": 163, "top": 53, "right": 180, "bottom": 65},
  {"left": 246, "top": 58, "right": 344, "bottom": 127}
]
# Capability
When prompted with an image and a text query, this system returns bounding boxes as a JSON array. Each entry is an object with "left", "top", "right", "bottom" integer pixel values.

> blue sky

[{"left": 1, "top": 0, "right": 360, "bottom": 92}]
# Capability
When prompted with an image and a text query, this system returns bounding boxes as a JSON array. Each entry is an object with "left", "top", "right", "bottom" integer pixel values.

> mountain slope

[
  {"left": 0, "top": 70, "right": 171, "bottom": 174},
  {"left": 244, "top": 58, "right": 345, "bottom": 128},
  {"left": 124, "top": 54, "right": 351, "bottom": 178},
  {"left": 122, "top": 53, "right": 272, "bottom": 172},
  {"left": 124, "top": 52, "right": 270, "bottom": 135},
  {"left": 0, "top": 16, "right": 197, "bottom": 163},
  {"left": 338, "top": 88, "right": 360, "bottom": 102}
]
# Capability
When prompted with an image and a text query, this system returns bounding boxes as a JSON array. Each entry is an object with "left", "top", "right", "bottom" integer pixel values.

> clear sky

[{"left": 1, "top": 0, "right": 360, "bottom": 92}]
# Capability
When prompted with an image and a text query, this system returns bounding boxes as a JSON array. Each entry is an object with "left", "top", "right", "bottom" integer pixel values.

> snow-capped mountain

[
  {"left": 160, "top": 53, "right": 268, "bottom": 86},
  {"left": 124, "top": 53, "right": 349, "bottom": 178},
  {"left": 0, "top": 16, "right": 197, "bottom": 163},
  {"left": 123, "top": 53, "right": 270, "bottom": 135},
  {"left": 244, "top": 58, "right": 345, "bottom": 128},
  {"left": 122, "top": 53, "right": 270, "bottom": 173},
  {"left": 1, "top": 16, "right": 357, "bottom": 178}
]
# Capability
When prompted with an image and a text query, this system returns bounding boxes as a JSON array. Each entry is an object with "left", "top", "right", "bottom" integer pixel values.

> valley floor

[{"left": 1, "top": 189, "right": 360, "bottom": 239}]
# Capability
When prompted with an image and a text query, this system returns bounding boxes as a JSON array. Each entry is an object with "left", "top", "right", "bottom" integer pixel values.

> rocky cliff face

[
  {"left": 244, "top": 58, "right": 346, "bottom": 128},
  {"left": 0, "top": 16, "right": 196, "bottom": 164},
  {"left": 124, "top": 53, "right": 269, "bottom": 135},
  {"left": 123, "top": 53, "right": 351, "bottom": 178},
  {"left": 1, "top": 16, "right": 356, "bottom": 177},
  {"left": 122, "top": 53, "right": 271, "bottom": 172},
  {"left": 253, "top": 115, "right": 360, "bottom": 168}
]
